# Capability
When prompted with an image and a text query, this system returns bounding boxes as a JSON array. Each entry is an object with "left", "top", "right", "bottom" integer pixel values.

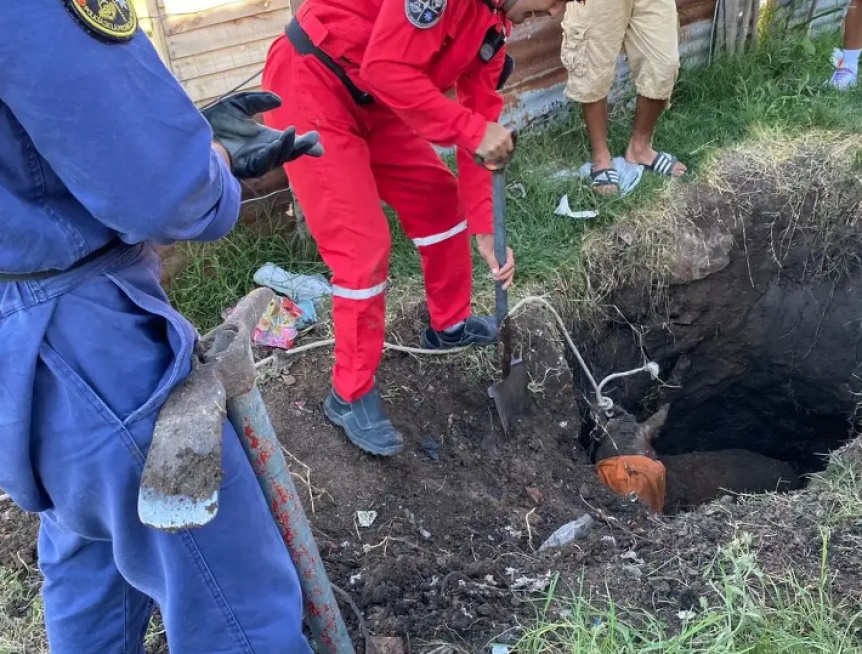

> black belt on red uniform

[
  {"left": 0, "top": 237, "right": 124, "bottom": 283},
  {"left": 285, "top": 20, "right": 374, "bottom": 106}
]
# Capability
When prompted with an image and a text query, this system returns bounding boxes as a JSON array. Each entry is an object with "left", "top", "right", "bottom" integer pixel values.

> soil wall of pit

[{"left": 572, "top": 142, "right": 862, "bottom": 474}]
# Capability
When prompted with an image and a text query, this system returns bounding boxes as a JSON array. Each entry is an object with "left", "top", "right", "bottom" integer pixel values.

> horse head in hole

[
  {"left": 593, "top": 404, "right": 670, "bottom": 463},
  {"left": 593, "top": 404, "right": 803, "bottom": 513}
]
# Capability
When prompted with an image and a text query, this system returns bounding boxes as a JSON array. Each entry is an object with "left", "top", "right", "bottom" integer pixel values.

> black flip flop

[
  {"left": 646, "top": 151, "right": 682, "bottom": 178},
  {"left": 590, "top": 167, "right": 620, "bottom": 194}
]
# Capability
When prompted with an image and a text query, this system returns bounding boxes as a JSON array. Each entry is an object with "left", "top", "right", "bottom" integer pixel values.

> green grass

[
  {"left": 512, "top": 531, "right": 862, "bottom": 654},
  {"left": 169, "top": 29, "right": 862, "bottom": 331}
]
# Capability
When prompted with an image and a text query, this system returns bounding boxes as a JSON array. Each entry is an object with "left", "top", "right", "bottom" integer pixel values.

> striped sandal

[
  {"left": 590, "top": 167, "right": 620, "bottom": 194},
  {"left": 645, "top": 151, "right": 683, "bottom": 178}
]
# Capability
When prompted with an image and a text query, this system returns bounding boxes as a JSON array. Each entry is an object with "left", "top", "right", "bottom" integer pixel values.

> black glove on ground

[{"left": 201, "top": 91, "right": 323, "bottom": 179}]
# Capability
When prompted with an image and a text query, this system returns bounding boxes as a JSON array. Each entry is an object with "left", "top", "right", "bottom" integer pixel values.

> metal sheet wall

[{"left": 499, "top": 0, "right": 850, "bottom": 126}]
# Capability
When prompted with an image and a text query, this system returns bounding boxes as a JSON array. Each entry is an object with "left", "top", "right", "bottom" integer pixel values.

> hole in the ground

[
  {"left": 578, "top": 361, "right": 857, "bottom": 515},
  {"left": 655, "top": 372, "right": 853, "bottom": 477}
]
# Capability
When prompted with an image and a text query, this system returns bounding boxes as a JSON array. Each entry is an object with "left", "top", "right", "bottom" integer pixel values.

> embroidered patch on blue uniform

[
  {"left": 64, "top": 0, "right": 138, "bottom": 43},
  {"left": 405, "top": 0, "right": 446, "bottom": 29}
]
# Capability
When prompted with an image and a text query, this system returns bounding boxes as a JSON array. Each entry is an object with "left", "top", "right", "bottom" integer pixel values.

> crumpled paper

[{"left": 554, "top": 195, "right": 598, "bottom": 220}]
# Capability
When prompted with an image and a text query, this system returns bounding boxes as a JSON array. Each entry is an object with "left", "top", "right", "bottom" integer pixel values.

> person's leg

[
  {"left": 39, "top": 517, "right": 152, "bottom": 654},
  {"left": 848, "top": 0, "right": 862, "bottom": 49},
  {"left": 263, "top": 39, "right": 402, "bottom": 455},
  {"left": 365, "top": 109, "right": 470, "bottom": 331},
  {"left": 625, "top": 96, "right": 686, "bottom": 176},
  {"left": 582, "top": 99, "right": 615, "bottom": 192},
  {"left": 32, "top": 253, "right": 312, "bottom": 653},
  {"left": 561, "top": 0, "right": 631, "bottom": 194},
  {"left": 831, "top": 0, "right": 861, "bottom": 89},
  {"left": 365, "top": 108, "right": 498, "bottom": 349},
  {"left": 623, "top": 0, "right": 687, "bottom": 177}
]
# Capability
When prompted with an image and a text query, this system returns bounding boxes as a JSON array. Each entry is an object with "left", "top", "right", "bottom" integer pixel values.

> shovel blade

[
  {"left": 488, "top": 359, "right": 531, "bottom": 435},
  {"left": 138, "top": 365, "right": 226, "bottom": 531}
]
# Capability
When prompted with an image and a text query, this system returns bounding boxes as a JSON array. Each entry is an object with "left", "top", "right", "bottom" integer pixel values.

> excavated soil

[{"left": 2, "top": 140, "right": 862, "bottom": 652}]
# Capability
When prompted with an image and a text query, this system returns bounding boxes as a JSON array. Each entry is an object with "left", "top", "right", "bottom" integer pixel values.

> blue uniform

[{"left": 0, "top": 3, "right": 312, "bottom": 652}]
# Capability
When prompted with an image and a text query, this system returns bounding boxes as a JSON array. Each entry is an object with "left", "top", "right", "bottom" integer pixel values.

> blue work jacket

[{"left": 0, "top": 1, "right": 242, "bottom": 512}]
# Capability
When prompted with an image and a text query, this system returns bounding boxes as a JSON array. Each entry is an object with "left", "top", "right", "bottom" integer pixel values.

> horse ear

[{"left": 638, "top": 404, "right": 670, "bottom": 444}]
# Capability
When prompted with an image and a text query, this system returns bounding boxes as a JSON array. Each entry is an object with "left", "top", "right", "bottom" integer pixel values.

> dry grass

[
  {"left": 0, "top": 568, "right": 46, "bottom": 654},
  {"left": 514, "top": 532, "right": 862, "bottom": 654},
  {"left": 809, "top": 435, "right": 862, "bottom": 526}
]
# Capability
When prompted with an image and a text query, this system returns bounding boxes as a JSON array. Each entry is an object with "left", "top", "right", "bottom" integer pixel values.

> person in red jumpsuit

[{"left": 263, "top": 0, "right": 571, "bottom": 456}]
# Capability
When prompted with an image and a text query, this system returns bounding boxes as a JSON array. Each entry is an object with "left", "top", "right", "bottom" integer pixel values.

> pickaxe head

[{"left": 138, "top": 289, "right": 275, "bottom": 531}]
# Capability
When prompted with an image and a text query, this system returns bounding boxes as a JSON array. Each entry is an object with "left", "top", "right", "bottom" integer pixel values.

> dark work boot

[
  {"left": 323, "top": 386, "right": 404, "bottom": 456},
  {"left": 420, "top": 315, "right": 498, "bottom": 350}
]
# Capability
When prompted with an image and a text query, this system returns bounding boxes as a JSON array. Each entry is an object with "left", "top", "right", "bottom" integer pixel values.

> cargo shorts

[{"left": 561, "top": 0, "right": 681, "bottom": 104}]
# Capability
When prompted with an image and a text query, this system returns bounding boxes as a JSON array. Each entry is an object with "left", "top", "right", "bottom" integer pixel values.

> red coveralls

[{"left": 262, "top": 0, "right": 509, "bottom": 402}]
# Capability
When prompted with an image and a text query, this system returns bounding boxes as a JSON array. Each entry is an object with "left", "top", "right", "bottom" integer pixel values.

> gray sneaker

[{"left": 323, "top": 386, "right": 404, "bottom": 456}]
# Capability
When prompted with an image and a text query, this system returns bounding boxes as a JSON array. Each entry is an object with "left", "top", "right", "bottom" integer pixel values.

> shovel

[{"left": 486, "top": 161, "right": 530, "bottom": 434}]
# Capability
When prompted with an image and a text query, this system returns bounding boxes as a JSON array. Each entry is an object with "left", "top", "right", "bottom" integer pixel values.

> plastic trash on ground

[
  {"left": 253, "top": 262, "right": 332, "bottom": 302},
  {"left": 538, "top": 514, "right": 595, "bottom": 551},
  {"left": 251, "top": 296, "right": 317, "bottom": 350},
  {"left": 554, "top": 156, "right": 645, "bottom": 198},
  {"left": 357, "top": 510, "right": 378, "bottom": 528},
  {"left": 554, "top": 195, "right": 598, "bottom": 220}
]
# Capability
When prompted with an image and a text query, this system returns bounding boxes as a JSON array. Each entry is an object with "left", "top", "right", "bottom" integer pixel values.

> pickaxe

[{"left": 139, "top": 288, "right": 354, "bottom": 654}]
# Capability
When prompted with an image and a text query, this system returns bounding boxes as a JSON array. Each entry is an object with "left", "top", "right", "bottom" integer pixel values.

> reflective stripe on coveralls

[
  {"left": 411, "top": 220, "right": 469, "bottom": 248},
  {"left": 331, "top": 281, "right": 388, "bottom": 301}
]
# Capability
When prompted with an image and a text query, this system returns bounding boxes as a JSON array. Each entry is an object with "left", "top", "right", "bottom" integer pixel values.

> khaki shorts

[{"left": 561, "top": 0, "right": 681, "bottom": 104}]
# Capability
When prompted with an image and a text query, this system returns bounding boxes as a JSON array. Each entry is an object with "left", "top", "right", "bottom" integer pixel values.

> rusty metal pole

[
  {"left": 197, "top": 288, "right": 355, "bottom": 654},
  {"left": 226, "top": 388, "right": 355, "bottom": 654}
]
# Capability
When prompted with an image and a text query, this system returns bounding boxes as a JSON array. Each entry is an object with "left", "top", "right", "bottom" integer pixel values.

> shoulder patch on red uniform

[
  {"left": 64, "top": 0, "right": 138, "bottom": 43},
  {"left": 405, "top": 0, "right": 446, "bottom": 29}
]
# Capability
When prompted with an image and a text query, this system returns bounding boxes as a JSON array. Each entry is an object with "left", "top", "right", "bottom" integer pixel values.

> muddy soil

[
  {"left": 261, "top": 308, "right": 650, "bottom": 649},
  {"left": 1, "top": 142, "right": 861, "bottom": 652},
  {"left": 0, "top": 505, "right": 37, "bottom": 571},
  {"left": 253, "top": 142, "right": 862, "bottom": 650}
]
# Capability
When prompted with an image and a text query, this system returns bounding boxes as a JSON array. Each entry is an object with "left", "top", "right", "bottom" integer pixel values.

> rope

[
  {"left": 199, "top": 67, "right": 265, "bottom": 112},
  {"left": 240, "top": 188, "right": 292, "bottom": 206},
  {"left": 255, "top": 295, "right": 660, "bottom": 413}
]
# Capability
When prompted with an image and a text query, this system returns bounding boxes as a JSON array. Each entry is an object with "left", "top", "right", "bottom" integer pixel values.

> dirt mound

[
  {"left": 264, "top": 133, "right": 862, "bottom": 650},
  {"left": 262, "top": 308, "right": 646, "bottom": 649}
]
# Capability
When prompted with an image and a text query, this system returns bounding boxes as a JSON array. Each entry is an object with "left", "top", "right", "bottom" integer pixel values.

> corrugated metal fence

[
  {"left": 500, "top": 0, "right": 849, "bottom": 127},
  {"left": 136, "top": 0, "right": 850, "bottom": 124}
]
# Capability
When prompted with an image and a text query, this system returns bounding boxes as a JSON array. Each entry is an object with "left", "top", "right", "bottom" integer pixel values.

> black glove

[{"left": 201, "top": 91, "right": 324, "bottom": 179}]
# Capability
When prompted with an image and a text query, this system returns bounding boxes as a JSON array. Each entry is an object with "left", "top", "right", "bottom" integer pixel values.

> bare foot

[
  {"left": 591, "top": 152, "right": 618, "bottom": 195},
  {"left": 625, "top": 144, "right": 687, "bottom": 177}
]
